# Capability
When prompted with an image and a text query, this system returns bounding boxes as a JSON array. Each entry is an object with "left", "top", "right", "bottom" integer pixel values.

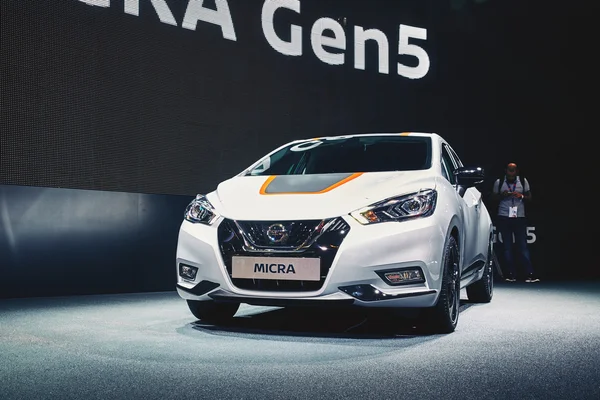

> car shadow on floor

[{"left": 190, "top": 299, "right": 481, "bottom": 339}]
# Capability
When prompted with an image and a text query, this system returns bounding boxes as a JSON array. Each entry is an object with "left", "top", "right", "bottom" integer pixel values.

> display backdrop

[{"left": 0, "top": 0, "right": 582, "bottom": 297}]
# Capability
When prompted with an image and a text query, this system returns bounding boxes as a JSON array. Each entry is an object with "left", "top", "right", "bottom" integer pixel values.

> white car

[{"left": 175, "top": 132, "right": 494, "bottom": 333}]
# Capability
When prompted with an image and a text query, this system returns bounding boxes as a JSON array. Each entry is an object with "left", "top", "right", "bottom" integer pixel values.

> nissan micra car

[{"left": 175, "top": 132, "right": 494, "bottom": 333}]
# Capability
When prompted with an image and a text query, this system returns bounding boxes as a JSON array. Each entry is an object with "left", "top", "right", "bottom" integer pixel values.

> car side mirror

[{"left": 454, "top": 166, "right": 485, "bottom": 187}]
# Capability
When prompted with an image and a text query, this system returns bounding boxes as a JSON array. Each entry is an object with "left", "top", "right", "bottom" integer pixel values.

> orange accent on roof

[
  {"left": 400, "top": 132, "right": 411, "bottom": 136},
  {"left": 259, "top": 173, "right": 364, "bottom": 195}
]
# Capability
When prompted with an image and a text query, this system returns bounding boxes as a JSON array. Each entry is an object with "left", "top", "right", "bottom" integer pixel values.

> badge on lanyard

[{"left": 508, "top": 180, "right": 518, "bottom": 218}]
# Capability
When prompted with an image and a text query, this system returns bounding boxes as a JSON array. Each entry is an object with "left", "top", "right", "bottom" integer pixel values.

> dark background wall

[
  {"left": 0, "top": 184, "right": 192, "bottom": 298},
  {"left": 0, "top": 0, "right": 583, "bottom": 298}
]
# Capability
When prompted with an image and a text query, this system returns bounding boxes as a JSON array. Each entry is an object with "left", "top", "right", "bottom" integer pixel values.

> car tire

[
  {"left": 466, "top": 235, "right": 494, "bottom": 303},
  {"left": 186, "top": 300, "right": 240, "bottom": 323},
  {"left": 423, "top": 235, "right": 460, "bottom": 334}
]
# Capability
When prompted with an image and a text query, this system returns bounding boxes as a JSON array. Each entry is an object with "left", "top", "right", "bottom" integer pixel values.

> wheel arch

[{"left": 445, "top": 216, "right": 462, "bottom": 269}]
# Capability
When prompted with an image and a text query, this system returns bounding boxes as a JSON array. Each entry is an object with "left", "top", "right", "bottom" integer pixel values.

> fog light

[
  {"left": 377, "top": 268, "right": 425, "bottom": 285},
  {"left": 179, "top": 264, "right": 198, "bottom": 280}
]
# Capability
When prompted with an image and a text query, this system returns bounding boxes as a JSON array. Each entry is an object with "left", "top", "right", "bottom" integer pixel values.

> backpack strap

[{"left": 496, "top": 175, "right": 506, "bottom": 193}]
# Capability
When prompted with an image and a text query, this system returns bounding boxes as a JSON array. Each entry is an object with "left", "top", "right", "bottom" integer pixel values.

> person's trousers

[{"left": 496, "top": 216, "right": 534, "bottom": 276}]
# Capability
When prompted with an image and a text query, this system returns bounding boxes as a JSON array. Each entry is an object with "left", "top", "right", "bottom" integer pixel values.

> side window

[
  {"left": 441, "top": 145, "right": 457, "bottom": 185},
  {"left": 447, "top": 145, "right": 464, "bottom": 168},
  {"left": 441, "top": 157, "right": 450, "bottom": 180},
  {"left": 441, "top": 158, "right": 450, "bottom": 181}
]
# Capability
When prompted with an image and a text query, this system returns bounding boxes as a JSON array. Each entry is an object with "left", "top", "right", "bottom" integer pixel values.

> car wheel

[
  {"left": 186, "top": 300, "right": 240, "bottom": 323},
  {"left": 466, "top": 235, "right": 494, "bottom": 303},
  {"left": 423, "top": 235, "right": 460, "bottom": 334}
]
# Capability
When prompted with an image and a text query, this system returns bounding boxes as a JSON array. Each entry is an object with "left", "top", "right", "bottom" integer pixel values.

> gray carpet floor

[{"left": 1, "top": 280, "right": 599, "bottom": 400}]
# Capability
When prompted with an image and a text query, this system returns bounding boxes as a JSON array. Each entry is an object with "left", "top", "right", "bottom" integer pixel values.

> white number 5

[
  {"left": 397, "top": 24, "right": 430, "bottom": 79},
  {"left": 527, "top": 226, "right": 536, "bottom": 244}
]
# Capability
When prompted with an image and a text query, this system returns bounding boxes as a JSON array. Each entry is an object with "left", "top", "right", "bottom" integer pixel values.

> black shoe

[
  {"left": 525, "top": 274, "right": 540, "bottom": 283},
  {"left": 504, "top": 274, "right": 516, "bottom": 282}
]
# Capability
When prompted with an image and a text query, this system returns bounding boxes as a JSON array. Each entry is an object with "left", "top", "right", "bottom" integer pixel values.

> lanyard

[
  {"left": 506, "top": 178, "right": 518, "bottom": 206},
  {"left": 507, "top": 181, "right": 517, "bottom": 192}
]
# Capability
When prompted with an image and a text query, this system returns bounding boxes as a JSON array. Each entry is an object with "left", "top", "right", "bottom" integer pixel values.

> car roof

[{"left": 294, "top": 132, "right": 443, "bottom": 143}]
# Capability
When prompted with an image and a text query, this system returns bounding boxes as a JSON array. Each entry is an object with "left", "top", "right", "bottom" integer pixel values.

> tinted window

[
  {"left": 446, "top": 144, "right": 464, "bottom": 168},
  {"left": 441, "top": 145, "right": 457, "bottom": 184},
  {"left": 441, "top": 157, "right": 451, "bottom": 181},
  {"left": 247, "top": 136, "right": 432, "bottom": 175}
]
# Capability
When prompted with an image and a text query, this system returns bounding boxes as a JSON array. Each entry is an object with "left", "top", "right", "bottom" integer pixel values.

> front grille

[
  {"left": 235, "top": 220, "right": 323, "bottom": 249},
  {"left": 217, "top": 217, "right": 350, "bottom": 292}
]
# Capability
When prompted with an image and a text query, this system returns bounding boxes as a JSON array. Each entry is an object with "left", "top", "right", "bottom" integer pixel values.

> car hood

[{"left": 207, "top": 171, "right": 438, "bottom": 221}]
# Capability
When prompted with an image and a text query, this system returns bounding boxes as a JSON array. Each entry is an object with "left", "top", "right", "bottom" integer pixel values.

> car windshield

[{"left": 246, "top": 135, "right": 432, "bottom": 175}]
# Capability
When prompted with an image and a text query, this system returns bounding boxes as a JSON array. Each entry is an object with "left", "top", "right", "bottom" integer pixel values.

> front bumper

[{"left": 175, "top": 214, "right": 447, "bottom": 309}]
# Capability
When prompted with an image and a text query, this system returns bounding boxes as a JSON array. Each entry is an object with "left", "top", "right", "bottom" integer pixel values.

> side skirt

[{"left": 460, "top": 259, "right": 486, "bottom": 289}]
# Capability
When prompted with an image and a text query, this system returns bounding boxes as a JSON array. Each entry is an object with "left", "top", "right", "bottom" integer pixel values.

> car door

[{"left": 442, "top": 144, "right": 481, "bottom": 270}]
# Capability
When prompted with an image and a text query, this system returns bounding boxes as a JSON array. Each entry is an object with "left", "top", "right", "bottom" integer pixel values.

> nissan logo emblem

[{"left": 266, "top": 223, "right": 289, "bottom": 243}]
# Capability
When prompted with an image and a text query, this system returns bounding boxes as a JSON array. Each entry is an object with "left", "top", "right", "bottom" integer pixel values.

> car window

[
  {"left": 441, "top": 145, "right": 457, "bottom": 184},
  {"left": 441, "top": 157, "right": 451, "bottom": 181},
  {"left": 247, "top": 136, "right": 433, "bottom": 175},
  {"left": 445, "top": 144, "right": 464, "bottom": 168}
]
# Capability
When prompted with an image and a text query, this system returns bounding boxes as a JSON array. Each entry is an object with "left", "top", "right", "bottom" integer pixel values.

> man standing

[{"left": 492, "top": 163, "right": 539, "bottom": 282}]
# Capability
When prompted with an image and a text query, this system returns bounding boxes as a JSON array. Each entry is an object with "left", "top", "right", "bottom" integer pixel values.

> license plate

[{"left": 231, "top": 256, "right": 321, "bottom": 281}]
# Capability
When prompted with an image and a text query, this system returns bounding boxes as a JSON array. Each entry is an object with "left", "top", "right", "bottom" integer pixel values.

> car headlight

[
  {"left": 184, "top": 194, "right": 219, "bottom": 225},
  {"left": 350, "top": 189, "right": 437, "bottom": 225}
]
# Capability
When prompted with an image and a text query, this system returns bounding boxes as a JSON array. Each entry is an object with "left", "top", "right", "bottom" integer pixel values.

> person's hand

[
  {"left": 502, "top": 191, "right": 511, "bottom": 197},
  {"left": 513, "top": 192, "right": 523, "bottom": 199}
]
